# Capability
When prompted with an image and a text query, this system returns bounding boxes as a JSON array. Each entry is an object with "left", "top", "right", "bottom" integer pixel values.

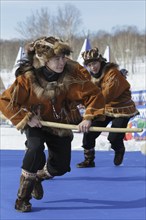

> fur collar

[
  {"left": 25, "top": 60, "right": 87, "bottom": 101},
  {"left": 91, "top": 62, "right": 119, "bottom": 86}
]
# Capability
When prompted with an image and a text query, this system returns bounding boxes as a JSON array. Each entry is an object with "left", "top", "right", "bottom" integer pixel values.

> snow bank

[{"left": 0, "top": 126, "right": 144, "bottom": 152}]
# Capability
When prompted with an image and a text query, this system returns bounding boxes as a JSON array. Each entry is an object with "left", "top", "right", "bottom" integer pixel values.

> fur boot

[
  {"left": 31, "top": 163, "right": 53, "bottom": 200},
  {"left": 76, "top": 148, "right": 95, "bottom": 168},
  {"left": 15, "top": 170, "right": 36, "bottom": 212}
]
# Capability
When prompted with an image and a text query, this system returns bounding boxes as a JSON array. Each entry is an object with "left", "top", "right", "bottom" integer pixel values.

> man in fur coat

[
  {"left": 0, "top": 37, "right": 105, "bottom": 212},
  {"left": 76, "top": 47, "right": 139, "bottom": 168}
]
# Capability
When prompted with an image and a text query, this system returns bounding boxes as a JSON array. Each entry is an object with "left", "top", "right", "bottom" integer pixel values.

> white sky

[{"left": 1, "top": 0, "right": 146, "bottom": 39}]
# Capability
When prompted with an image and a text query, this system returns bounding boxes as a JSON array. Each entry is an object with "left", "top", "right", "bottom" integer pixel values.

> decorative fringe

[
  {"left": 16, "top": 112, "right": 32, "bottom": 130},
  {"left": 22, "top": 169, "right": 36, "bottom": 179}
]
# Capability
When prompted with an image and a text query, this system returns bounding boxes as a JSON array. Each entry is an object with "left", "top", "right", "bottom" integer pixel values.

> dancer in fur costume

[
  {"left": 76, "top": 47, "right": 139, "bottom": 168},
  {"left": 0, "top": 37, "right": 105, "bottom": 212}
]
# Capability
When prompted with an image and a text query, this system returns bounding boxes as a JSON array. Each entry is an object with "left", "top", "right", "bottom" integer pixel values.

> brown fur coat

[
  {"left": 0, "top": 60, "right": 105, "bottom": 136},
  {"left": 91, "top": 63, "right": 139, "bottom": 118}
]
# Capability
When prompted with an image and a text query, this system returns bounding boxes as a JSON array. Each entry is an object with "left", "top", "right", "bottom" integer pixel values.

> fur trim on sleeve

[{"left": 16, "top": 112, "right": 32, "bottom": 130}]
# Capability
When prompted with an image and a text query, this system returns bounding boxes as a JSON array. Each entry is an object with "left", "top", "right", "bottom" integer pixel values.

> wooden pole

[{"left": 40, "top": 120, "right": 143, "bottom": 133}]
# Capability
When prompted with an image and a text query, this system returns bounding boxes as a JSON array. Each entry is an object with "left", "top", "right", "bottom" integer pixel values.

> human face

[
  {"left": 87, "top": 61, "right": 101, "bottom": 74},
  {"left": 46, "top": 55, "right": 67, "bottom": 73}
]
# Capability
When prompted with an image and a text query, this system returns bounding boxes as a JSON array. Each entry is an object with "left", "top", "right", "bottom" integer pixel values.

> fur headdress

[
  {"left": 25, "top": 36, "right": 72, "bottom": 69},
  {"left": 82, "top": 47, "right": 106, "bottom": 66}
]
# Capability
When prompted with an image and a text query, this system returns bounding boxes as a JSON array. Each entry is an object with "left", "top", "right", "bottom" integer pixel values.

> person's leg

[
  {"left": 24, "top": 140, "right": 46, "bottom": 170},
  {"left": 24, "top": 138, "right": 46, "bottom": 200},
  {"left": 77, "top": 118, "right": 111, "bottom": 168},
  {"left": 22, "top": 127, "right": 46, "bottom": 172},
  {"left": 108, "top": 117, "right": 130, "bottom": 166},
  {"left": 15, "top": 171, "right": 36, "bottom": 212},
  {"left": 37, "top": 132, "right": 73, "bottom": 179},
  {"left": 15, "top": 127, "right": 46, "bottom": 212}
]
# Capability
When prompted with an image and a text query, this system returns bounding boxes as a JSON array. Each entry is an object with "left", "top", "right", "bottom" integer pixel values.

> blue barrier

[
  {"left": 131, "top": 90, "right": 146, "bottom": 106},
  {"left": 78, "top": 90, "right": 146, "bottom": 140},
  {"left": 128, "top": 90, "right": 146, "bottom": 140}
]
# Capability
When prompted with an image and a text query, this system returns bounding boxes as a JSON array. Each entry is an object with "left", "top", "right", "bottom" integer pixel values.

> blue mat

[{"left": 0, "top": 150, "right": 146, "bottom": 220}]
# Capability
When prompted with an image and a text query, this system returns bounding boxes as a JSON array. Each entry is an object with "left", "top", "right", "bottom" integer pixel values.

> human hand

[
  {"left": 27, "top": 115, "right": 42, "bottom": 128},
  {"left": 78, "top": 119, "right": 92, "bottom": 133}
]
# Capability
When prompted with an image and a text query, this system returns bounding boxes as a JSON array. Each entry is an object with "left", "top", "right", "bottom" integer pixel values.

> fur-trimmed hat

[
  {"left": 25, "top": 36, "right": 72, "bottom": 69},
  {"left": 82, "top": 47, "right": 106, "bottom": 66}
]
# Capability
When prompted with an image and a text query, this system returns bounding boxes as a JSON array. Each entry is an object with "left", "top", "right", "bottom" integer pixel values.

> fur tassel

[{"left": 16, "top": 112, "right": 32, "bottom": 130}]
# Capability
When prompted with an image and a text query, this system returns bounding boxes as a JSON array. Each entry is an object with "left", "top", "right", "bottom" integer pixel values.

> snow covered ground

[
  {"left": 0, "top": 125, "right": 145, "bottom": 152},
  {"left": 127, "top": 72, "right": 146, "bottom": 91}
]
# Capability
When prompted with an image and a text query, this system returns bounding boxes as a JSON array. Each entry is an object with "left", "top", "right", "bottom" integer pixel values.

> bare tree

[
  {"left": 15, "top": 4, "right": 82, "bottom": 43},
  {"left": 53, "top": 3, "right": 82, "bottom": 43},
  {"left": 1, "top": 25, "right": 145, "bottom": 73},
  {"left": 16, "top": 8, "right": 53, "bottom": 40},
  {"left": 0, "top": 40, "right": 20, "bottom": 71},
  {"left": 111, "top": 26, "right": 140, "bottom": 74},
  {"left": 92, "top": 31, "right": 111, "bottom": 52}
]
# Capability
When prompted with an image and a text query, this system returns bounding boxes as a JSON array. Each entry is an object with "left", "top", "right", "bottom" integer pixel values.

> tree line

[{"left": 0, "top": 4, "right": 145, "bottom": 74}]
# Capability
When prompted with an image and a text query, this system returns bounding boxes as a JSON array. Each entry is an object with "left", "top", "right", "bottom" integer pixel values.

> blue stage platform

[{"left": 0, "top": 150, "right": 146, "bottom": 220}]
